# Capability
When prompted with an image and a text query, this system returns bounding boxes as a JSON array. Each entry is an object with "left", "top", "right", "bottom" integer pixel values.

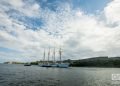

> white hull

[
  {"left": 51, "top": 64, "right": 58, "bottom": 67},
  {"left": 39, "top": 63, "right": 69, "bottom": 68},
  {"left": 57, "top": 63, "right": 69, "bottom": 68},
  {"left": 38, "top": 63, "right": 51, "bottom": 67}
]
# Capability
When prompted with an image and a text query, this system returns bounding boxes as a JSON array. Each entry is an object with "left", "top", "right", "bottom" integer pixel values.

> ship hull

[
  {"left": 41, "top": 64, "right": 51, "bottom": 67},
  {"left": 51, "top": 64, "right": 58, "bottom": 67},
  {"left": 57, "top": 63, "right": 69, "bottom": 68},
  {"left": 39, "top": 63, "right": 51, "bottom": 67}
]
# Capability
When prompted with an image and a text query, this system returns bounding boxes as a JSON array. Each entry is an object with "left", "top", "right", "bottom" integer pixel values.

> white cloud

[
  {"left": 0, "top": 0, "right": 40, "bottom": 17},
  {"left": 104, "top": 0, "right": 120, "bottom": 24},
  {"left": 9, "top": 0, "right": 24, "bottom": 8}
]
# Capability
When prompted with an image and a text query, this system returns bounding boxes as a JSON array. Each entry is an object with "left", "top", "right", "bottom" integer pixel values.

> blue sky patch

[{"left": 0, "top": 47, "right": 21, "bottom": 53}]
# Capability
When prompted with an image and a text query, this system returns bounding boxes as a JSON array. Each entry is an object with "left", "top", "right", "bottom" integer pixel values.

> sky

[{"left": 0, "top": 0, "right": 120, "bottom": 63}]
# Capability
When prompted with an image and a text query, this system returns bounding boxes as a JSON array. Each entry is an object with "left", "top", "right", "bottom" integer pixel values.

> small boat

[{"left": 24, "top": 63, "right": 31, "bottom": 66}]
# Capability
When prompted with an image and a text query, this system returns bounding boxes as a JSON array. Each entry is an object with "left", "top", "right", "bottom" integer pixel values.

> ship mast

[
  {"left": 48, "top": 47, "right": 50, "bottom": 64},
  {"left": 43, "top": 48, "right": 45, "bottom": 64},
  {"left": 59, "top": 47, "right": 62, "bottom": 64},
  {"left": 53, "top": 47, "right": 56, "bottom": 63}
]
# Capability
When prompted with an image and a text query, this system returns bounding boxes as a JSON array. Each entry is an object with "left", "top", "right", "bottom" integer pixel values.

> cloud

[
  {"left": 0, "top": 0, "right": 40, "bottom": 17},
  {"left": 104, "top": 0, "right": 120, "bottom": 24},
  {"left": 0, "top": 0, "right": 120, "bottom": 62}
]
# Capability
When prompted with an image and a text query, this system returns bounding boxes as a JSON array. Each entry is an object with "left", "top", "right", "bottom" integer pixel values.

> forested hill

[{"left": 70, "top": 57, "right": 120, "bottom": 67}]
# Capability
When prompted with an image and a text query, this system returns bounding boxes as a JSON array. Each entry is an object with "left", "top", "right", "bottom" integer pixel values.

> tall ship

[{"left": 39, "top": 47, "right": 69, "bottom": 68}]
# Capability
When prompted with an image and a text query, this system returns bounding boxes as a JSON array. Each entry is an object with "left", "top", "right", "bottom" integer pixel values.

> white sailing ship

[{"left": 39, "top": 47, "right": 69, "bottom": 68}]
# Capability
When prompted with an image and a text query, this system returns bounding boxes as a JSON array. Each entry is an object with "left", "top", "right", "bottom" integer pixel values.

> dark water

[{"left": 0, "top": 64, "right": 120, "bottom": 86}]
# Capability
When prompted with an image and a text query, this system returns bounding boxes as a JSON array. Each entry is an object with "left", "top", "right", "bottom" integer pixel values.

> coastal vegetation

[
  {"left": 70, "top": 56, "right": 120, "bottom": 67},
  {"left": 4, "top": 56, "right": 120, "bottom": 67},
  {"left": 4, "top": 61, "right": 24, "bottom": 64}
]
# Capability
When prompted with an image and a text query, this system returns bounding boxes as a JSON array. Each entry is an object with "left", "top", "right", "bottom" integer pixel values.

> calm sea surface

[{"left": 0, "top": 64, "right": 120, "bottom": 86}]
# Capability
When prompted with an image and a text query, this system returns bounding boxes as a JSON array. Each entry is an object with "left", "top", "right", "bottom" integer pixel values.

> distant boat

[{"left": 24, "top": 63, "right": 31, "bottom": 66}]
